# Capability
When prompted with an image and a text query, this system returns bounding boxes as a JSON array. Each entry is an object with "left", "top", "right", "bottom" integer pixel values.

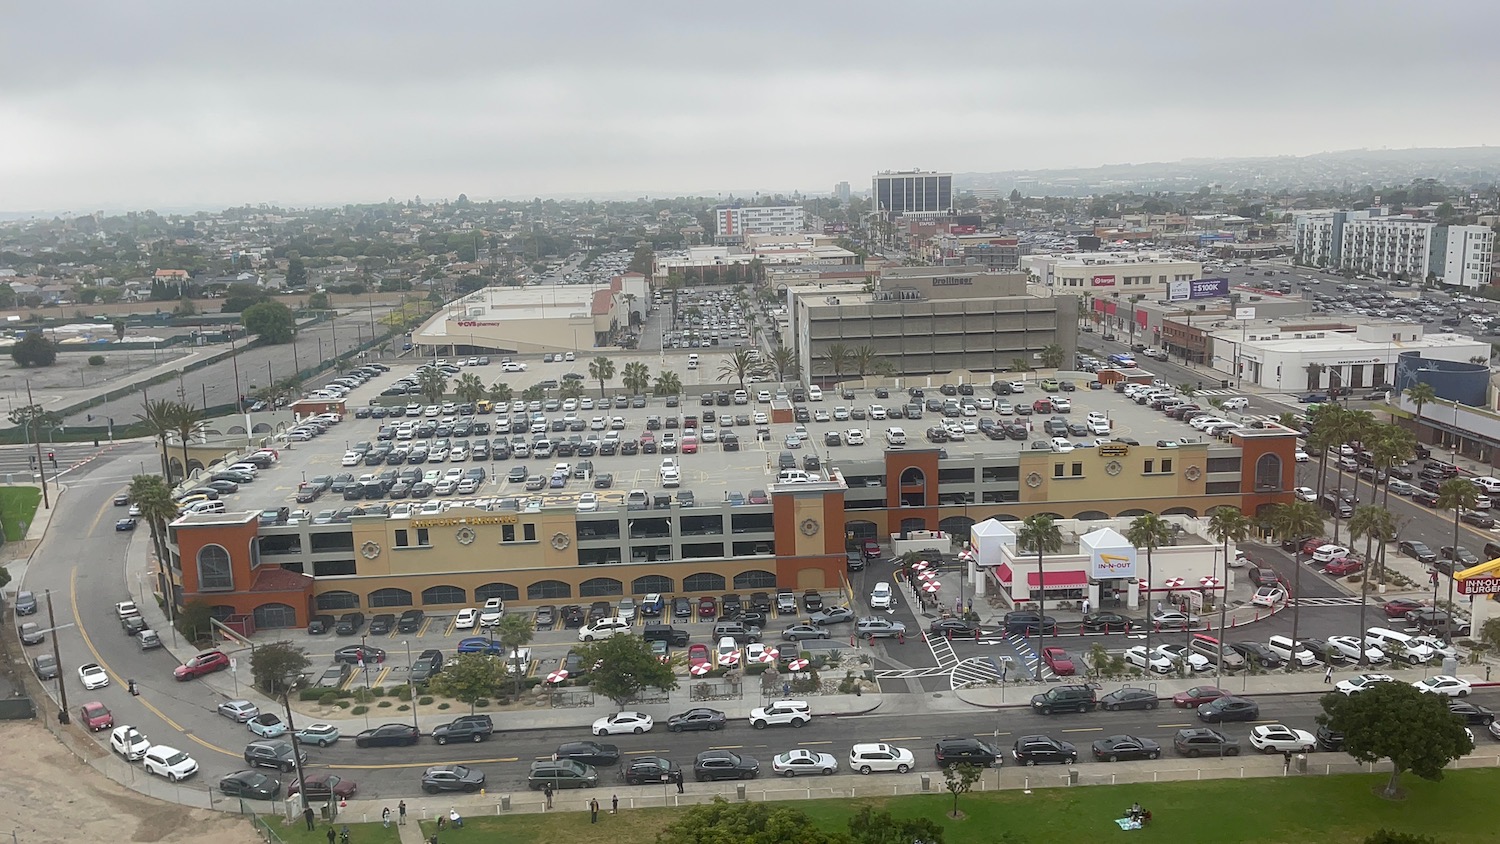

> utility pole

[
  {"left": 46, "top": 590, "right": 69, "bottom": 723},
  {"left": 25, "top": 380, "right": 50, "bottom": 510}
]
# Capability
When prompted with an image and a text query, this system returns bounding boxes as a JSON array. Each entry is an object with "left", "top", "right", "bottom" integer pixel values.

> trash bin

[
  {"left": 320, "top": 803, "right": 332, "bottom": 822},
  {"left": 501, "top": 794, "right": 511, "bottom": 811},
  {"left": 1296, "top": 753, "right": 1307, "bottom": 774},
  {"left": 1068, "top": 768, "right": 1079, "bottom": 785},
  {"left": 920, "top": 773, "right": 931, "bottom": 792},
  {"left": 736, "top": 783, "right": 746, "bottom": 801},
  {"left": 1220, "top": 380, "right": 1229, "bottom": 389}
]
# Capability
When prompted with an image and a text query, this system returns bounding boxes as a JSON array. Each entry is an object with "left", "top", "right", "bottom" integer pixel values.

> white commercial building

[
  {"left": 1207, "top": 321, "right": 1491, "bottom": 394},
  {"left": 412, "top": 284, "right": 623, "bottom": 356},
  {"left": 1021, "top": 251, "right": 1202, "bottom": 298},
  {"left": 714, "top": 206, "right": 805, "bottom": 244}
]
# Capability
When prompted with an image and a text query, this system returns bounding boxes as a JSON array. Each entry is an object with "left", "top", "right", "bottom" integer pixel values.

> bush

[
  {"left": 368, "top": 686, "right": 385, "bottom": 697},
  {"left": 354, "top": 688, "right": 374, "bottom": 704},
  {"left": 319, "top": 692, "right": 338, "bottom": 706},
  {"left": 377, "top": 700, "right": 392, "bottom": 708},
  {"left": 523, "top": 677, "right": 543, "bottom": 689},
  {"left": 394, "top": 685, "right": 412, "bottom": 701},
  {"left": 745, "top": 663, "right": 770, "bottom": 676},
  {"left": 437, "top": 702, "right": 450, "bottom": 710},
  {"left": 397, "top": 704, "right": 410, "bottom": 711},
  {"left": 419, "top": 696, "right": 434, "bottom": 706},
  {"left": 88, "top": 355, "right": 106, "bottom": 366},
  {"left": 351, "top": 705, "right": 369, "bottom": 715},
  {"left": 473, "top": 698, "right": 490, "bottom": 708}
]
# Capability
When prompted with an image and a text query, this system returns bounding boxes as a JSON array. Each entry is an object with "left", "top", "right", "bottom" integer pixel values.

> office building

[
  {"left": 1022, "top": 251, "right": 1202, "bottom": 299},
  {"left": 714, "top": 206, "right": 805, "bottom": 245},
  {"left": 833, "top": 182, "right": 851, "bottom": 203},
  {"left": 1206, "top": 321, "right": 1490, "bottom": 393},
  {"left": 872, "top": 170, "right": 952, "bottom": 216}
]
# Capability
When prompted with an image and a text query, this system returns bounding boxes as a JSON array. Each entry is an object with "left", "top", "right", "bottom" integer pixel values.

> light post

[
  {"left": 359, "top": 634, "right": 370, "bottom": 689},
  {"left": 281, "top": 671, "right": 311, "bottom": 813},
  {"left": 403, "top": 640, "right": 418, "bottom": 731}
]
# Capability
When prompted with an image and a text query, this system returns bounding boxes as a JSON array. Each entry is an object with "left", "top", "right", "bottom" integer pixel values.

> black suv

[
  {"left": 693, "top": 750, "right": 760, "bottom": 781},
  {"left": 625, "top": 756, "right": 683, "bottom": 785},
  {"left": 244, "top": 740, "right": 305, "bottom": 772},
  {"left": 397, "top": 609, "right": 425, "bottom": 633},
  {"left": 1010, "top": 735, "right": 1077, "bottom": 765},
  {"left": 334, "top": 612, "right": 365, "bottom": 635},
  {"left": 557, "top": 741, "right": 620, "bottom": 767},
  {"left": 431, "top": 715, "right": 494, "bottom": 745},
  {"left": 1030, "top": 684, "right": 1097, "bottom": 715},
  {"left": 1003, "top": 611, "right": 1058, "bottom": 635},
  {"left": 410, "top": 649, "right": 444, "bottom": 682},
  {"left": 930, "top": 737, "right": 1000, "bottom": 768}
]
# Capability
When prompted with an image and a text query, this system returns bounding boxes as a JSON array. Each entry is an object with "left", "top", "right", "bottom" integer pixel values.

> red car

[
  {"left": 687, "top": 643, "right": 709, "bottom": 668},
  {"left": 1300, "top": 537, "right": 1329, "bottom": 557},
  {"left": 1322, "top": 558, "right": 1364, "bottom": 576},
  {"left": 287, "top": 773, "right": 358, "bottom": 800},
  {"left": 863, "top": 540, "right": 881, "bottom": 559},
  {"left": 79, "top": 701, "right": 113, "bottom": 731},
  {"left": 697, "top": 596, "right": 717, "bottom": 619},
  {"left": 1172, "top": 685, "right": 1228, "bottom": 708},
  {"left": 173, "top": 650, "right": 231, "bottom": 680},
  {"left": 1382, "top": 598, "right": 1425, "bottom": 619},
  {"left": 1040, "top": 647, "right": 1075, "bottom": 675}
]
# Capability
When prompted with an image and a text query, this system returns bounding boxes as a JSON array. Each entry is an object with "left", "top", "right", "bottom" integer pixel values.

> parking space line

[
  {"left": 1061, "top": 727, "right": 1103, "bottom": 733},
  {"left": 417, "top": 616, "right": 435, "bottom": 638},
  {"left": 374, "top": 665, "right": 393, "bottom": 685}
]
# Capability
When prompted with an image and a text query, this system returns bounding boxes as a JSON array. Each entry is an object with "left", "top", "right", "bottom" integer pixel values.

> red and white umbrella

[
  {"left": 689, "top": 662, "right": 712, "bottom": 676},
  {"left": 545, "top": 669, "right": 569, "bottom": 684},
  {"left": 787, "top": 658, "right": 810, "bottom": 671},
  {"left": 1199, "top": 576, "right": 1222, "bottom": 589},
  {"left": 1137, "top": 578, "right": 1149, "bottom": 588},
  {"left": 1164, "top": 577, "right": 1185, "bottom": 589},
  {"left": 756, "top": 647, "right": 780, "bottom": 663},
  {"left": 911, "top": 560, "right": 930, "bottom": 572},
  {"left": 592, "top": 659, "right": 605, "bottom": 672},
  {"left": 918, "top": 569, "right": 938, "bottom": 581},
  {"left": 717, "top": 651, "right": 740, "bottom": 667},
  {"left": 922, "top": 581, "right": 942, "bottom": 593}
]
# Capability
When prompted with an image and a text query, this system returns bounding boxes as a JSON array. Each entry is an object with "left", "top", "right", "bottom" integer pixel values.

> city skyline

[{"left": 3, "top": 1, "right": 1497, "bottom": 212}]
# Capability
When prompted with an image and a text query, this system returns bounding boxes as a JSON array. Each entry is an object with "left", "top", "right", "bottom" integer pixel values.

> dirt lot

[{"left": 0, "top": 720, "right": 259, "bottom": 844}]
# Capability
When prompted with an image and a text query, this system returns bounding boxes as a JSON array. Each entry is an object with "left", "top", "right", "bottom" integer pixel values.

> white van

[
  {"left": 884, "top": 427, "right": 907, "bottom": 447},
  {"left": 1267, "top": 634, "right": 1318, "bottom": 668},
  {"left": 1473, "top": 476, "right": 1500, "bottom": 494},
  {"left": 686, "top": 354, "right": 699, "bottom": 371},
  {"left": 184, "top": 500, "right": 226, "bottom": 515},
  {"left": 1364, "top": 627, "right": 1435, "bottom": 664}
]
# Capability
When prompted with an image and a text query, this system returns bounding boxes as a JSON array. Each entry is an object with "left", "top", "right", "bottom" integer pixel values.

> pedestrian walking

[
  {"left": 1282, "top": 751, "right": 1292, "bottom": 774},
  {"left": 1323, "top": 665, "right": 1333, "bottom": 684},
  {"left": 382, "top": 807, "right": 391, "bottom": 829},
  {"left": 611, "top": 795, "right": 618, "bottom": 814},
  {"left": 590, "top": 798, "right": 600, "bottom": 824},
  {"left": 399, "top": 801, "right": 407, "bottom": 825},
  {"left": 1081, "top": 598, "right": 1091, "bottom": 617},
  {"left": 304, "top": 807, "right": 316, "bottom": 832},
  {"left": 676, "top": 778, "right": 684, "bottom": 794},
  {"left": 543, "top": 781, "right": 554, "bottom": 810},
  {"left": 326, "top": 828, "right": 335, "bottom": 844}
]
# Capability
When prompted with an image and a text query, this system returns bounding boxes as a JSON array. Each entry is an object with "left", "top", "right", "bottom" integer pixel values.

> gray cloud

[{"left": 1, "top": 0, "right": 1495, "bottom": 210}]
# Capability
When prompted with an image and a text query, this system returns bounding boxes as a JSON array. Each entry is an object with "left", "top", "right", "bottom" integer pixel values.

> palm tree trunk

[
  {"left": 1144, "top": 549, "right": 1153, "bottom": 658},
  {"left": 1035, "top": 550, "right": 1045, "bottom": 659},
  {"left": 1358, "top": 533, "right": 1372, "bottom": 665},
  {"left": 1289, "top": 548, "right": 1302, "bottom": 664},
  {"left": 157, "top": 433, "right": 171, "bottom": 478}
]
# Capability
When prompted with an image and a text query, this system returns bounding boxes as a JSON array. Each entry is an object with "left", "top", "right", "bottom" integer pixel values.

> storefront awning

[
  {"left": 1026, "top": 570, "right": 1089, "bottom": 588},
  {"left": 995, "top": 563, "right": 1013, "bottom": 583}
]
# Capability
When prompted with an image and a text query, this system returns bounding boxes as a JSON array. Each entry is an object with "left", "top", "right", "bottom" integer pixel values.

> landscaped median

[{"left": 399, "top": 768, "right": 1500, "bottom": 843}]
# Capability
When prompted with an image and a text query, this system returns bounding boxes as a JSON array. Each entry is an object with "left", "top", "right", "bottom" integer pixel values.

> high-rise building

[
  {"left": 872, "top": 170, "right": 952, "bottom": 216},
  {"left": 1294, "top": 210, "right": 1494, "bottom": 289},
  {"left": 714, "top": 205, "right": 805, "bottom": 245},
  {"left": 833, "top": 182, "right": 851, "bottom": 203}
]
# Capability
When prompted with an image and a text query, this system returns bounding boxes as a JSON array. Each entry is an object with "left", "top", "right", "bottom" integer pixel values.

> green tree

[
  {"left": 717, "top": 350, "right": 760, "bottom": 392},
  {"left": 307, "top": 291, "right": 330, "bottom": 310},
  {"left": 242, "top": 300, "right": 295, "bottom": 344},
  {"left": 1017, "top": 514, "right": 1063, "bottom": 657},
  {"left": 134, "top": 398, "right": 179, "bottom": 478},
  {"left": 656, "top": 798, "right": 846, "bottom": 844},
  {"left": 1126, "top": 513, "right": 1173, "bottom": 656},
  {"left": 417, "top": 368, "right": 448, "bottom": 404},
  {"left": 520, "top": 384, "right": 545, "bottom": 402},
  {"left": 428, "top": 652, "right": 506, "bottom": 713},
  {"left": 559, "top": 379, "right": 584, "bottom": 400},
  {"left": 129, "top": 473, "right": 177, "bottom": 573},
  {"left": 1318, "top": 681, "right": 1472, "bottom": 799},
  {"left": 497, "top": 614, "right": 535, "bottom": 696},
  {"left": 818, "top": 343, "right": 852, "bottom": 382},
  {"left": 486, "top": 381, "right": 513, "bottom": 404},
  {"left": 249, "top": 641, "right": 310, "bottom": 695},
  {"left": 220, "top": 283, "right": 267, "bottom": 313},
  {"left": 768, "top": 346, "right": 800, "bottom": 382},
  {"left": 1436, "top": 476, "right": 1479, "bottom": 606},
  {"left": 10, "top": 331, "right": 57, "bottom": 367},
  {"left": 112, "top": 319, "right": 127, "bottom": 341},
  {"left": 621, "top": 361, "right": 650, "bottom": 395},
  {"left": 1479, "top": 617, "right": 1500, "bottom": 652},
  {"left": 176, "top": 599, "right": 214, "bottom": 644},
  {"left": 453, "top": 373, "right": 485, "bottom": 405},
  {"left": 286, "top": 255, "right": 307, "bottom": 287},
  {"left": 168, "top": 402, "right": 203, "bottom": 481},
  {"left": 1039, "top": 343, "right": 1065, "bottom": 370},
  {"left": 1404, "top": 382, "right": 1436, "bottom": 431},
  {"left": 652, "top": 370, "right": 682, "bottom": 397},
  {"left": 941, "top": 762, "right": 981, "bottom": 819},
  {"left": 1010, "top": 357, "right": 1032, "bottom": 374},
  {"left": 0, "top": 565, "right": 9, "bottom": 592},
  {"left": 850, "top": 344, "right": 881, "bottom": 378},
  {"left": 172, "top": 297, "right": 197, "bottom": 317},
  {"left": 846, "top": 806, "right": 944, "bottom": 844},
  {"left": 8, "top": 404, "right": 61, "bottom": 450},
  {"left": 589, "top": 356, "right": 617, "bottom": 398},
  {"left": 1362, "top": 832, "right": 1442, "bottom": 844},
  {"left": 1371, "top": 424, "right": 1417, "bottom": 508},
  {"left": 1349, "top": 505, "right": 1396, "bottom": 663},
  {"left": 1265, "top": 501, "right": 1325, "bottom": 664},
  {"left": 574, "top": 633, "right": 678, "bottom": 708}
]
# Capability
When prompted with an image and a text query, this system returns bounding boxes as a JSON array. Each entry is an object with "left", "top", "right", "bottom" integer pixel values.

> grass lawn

[
  {"left": 414, "top": 769, "right": 1500, "bottom": 844},
  {"left": 0, "top": 486, "right": 41, "bottom": 541},
  {"left": 266, "top": 820, "right": 403, "bottom": 844}
]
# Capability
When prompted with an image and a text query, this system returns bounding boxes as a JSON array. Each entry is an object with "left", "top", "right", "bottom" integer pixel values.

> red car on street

[
  {"left": 287, "top": 773, "right": 358, "bottom": 800},
  {"left": 173, "top": 650, "right": 231, "bottom": 680},
  {"left": 1172, "top": 686, "right": 1228, "bottom": 708},
  {"left": 79, "top": 701, "right": 114, "bottom": 731},
  {"left": 1040, "top": 647, "right": 1075, "bottom": 676},
  {"left": 1381, "top": 598, "right": 1425, "bottom": 619},
  {"left": 1322, "top": 558, "right": 1364, "bottom": 576}
]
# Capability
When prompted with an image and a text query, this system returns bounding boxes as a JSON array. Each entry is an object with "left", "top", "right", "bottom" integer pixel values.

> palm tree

[
  {"left": 818, "top": 343, "right": 852, "bottom": 383},
  {"left": 1038, "top": 344, "right": 1065, "bottom": 370},
  {"left": 1340, "top": 409, "right": 1376, "bottom": 507},
  {"left": 621, "top": 362, "right": 650, "bottom": 395},
  {"left": 129, "top": 473, "right": 177, "bottom": 570},
  {"left": 1010, "top": 358, "right": 1033, "bottom": 375},
  {"left": 1265, "top": 501, "right": 1323, "bottom": 665},
  {"left": 1305, "top": 403, "right": 1342, "bottom": 504},
  {"left": 1405, "top": 381, "right": 1436, "bottom": 432},
  {"left": 168, "top": 402, "right": 203, "bottom": 481},
  {"left": 717, "top": 350, "right": 758, "bottom": 392},
  {"left": 1371, "top": 424, "right": 1416, "bottom": 508},
  {"left": 768, "top": 346, "right": 800, "bottom": 382},
  {"left": 520, "top": 385, "right": 545, "bottom": 402},
  {"left": 417, "top": 368, "right": 448, "bottom": 404},
  {"left": 453, "top": 373, "right": 485, "bottom": 406},
  {"left": 652, "top": 370, "right": 682, "bottom": 397},
  {"left": 497, "top": 613, "right": 534, "bottom": 696},
  {"left": 1016, "top": 515, "right": 1063, "bottom": 658},
  {"left": 851, "top": 345, "right": 881, "bottom": 379},
  {"left": 487, "top": 381, "right": 513, "bottom": 404},
  {"left": 1348, "top": 506, "right": 1395, "bottom": 664},
  {"left": 558, "top": 379, "right": 584, "bottom": 400},
  {"left": 1205, "top": 507, "right": 1252, "bottom": 681},
  {"left": 1125, "top": 514, "right": 1173, "bottom": 657},
  {"left": 136, "top": 397, "right": 179, "bottom": 478},
  {"left": 1436, "top": 477, "right": 1480, "bottom": 607},
  {"left": 588, "top": 356, "right": 616, "bottom": 399}
]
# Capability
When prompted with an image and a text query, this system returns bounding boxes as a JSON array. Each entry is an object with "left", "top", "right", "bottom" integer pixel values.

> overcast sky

[{"left": 2, "top": 1, "right": 1496, "bottom": 212}]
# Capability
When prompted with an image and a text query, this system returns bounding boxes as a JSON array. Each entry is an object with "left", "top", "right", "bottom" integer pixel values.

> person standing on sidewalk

[
  {"left": 543, "top": 781, "right": 554, "bottom": 810},
  {"left": 399, "top": 801, "right": 407, "bottom": 825},
  {"left": 382, "top": 807, "right": 391, "bottom": 829},
  {"left": 1323, "top": 665, "right": 1333, "bottom": 684},
  {"left": 304, "top": 807, "right": 316, "bottom": 832},
  {"left": 1081, "top": 598, "right": 1091, "bottom": 617}
]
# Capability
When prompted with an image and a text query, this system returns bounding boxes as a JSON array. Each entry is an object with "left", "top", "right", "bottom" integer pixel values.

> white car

[
  {"left": 1312, "top": 544, "right": 1350, "bottom": 563},
  {"left": 1251, "top": 586, "right": 1287, "bottom": 608},
  {"left": 500, "top": 362, "right": 527, "bottom": 372},
  {"left": 1293, "top": 486, "right": 1317, "bottom": 502},
  {"left": 1220, "top": 398, "right": 1249, "bottom": 411},
  {"left": 846, "top": 429, "right": 866, "bottom": 446},
  {"left": 579, "top": 616, "right": 631, "bottom": 641},
  {"left": 1154, "top": 644, "right": 1211, "bottom": 672},
  {"left": 142, "top": 745, "right": 199, "bottom": 782},
  {"left": 1295, "top": 449, "right": 1310, "bottom": 463},
  {"left": 1387, "top": 479, "right": 1417, "bottom": 496},
  {"left": 110, "top": 725, "right": 151, "bottom": 760},
  {"left": 1087, "top": 418, "right": 1111, "bottom": 435},
  {"left": 1411, "top": 635, "right": 1459, "bottom": 661},
  {"left": 1188, "top": 416, "right": 1229, "bottom": 431},
  {"left": 1327, "top": 635, "right": 1386, "bottom": 664},
  {"left": 1248, "top": 724, "right": 1316, "bottom": 753},
  {"left": 479, "top": 598, "right": 504, "bottom": 627},
  {"left": 454, "top": 608, "right": 478, "bottom": 630},
  {"left": 772, "top": 748, "right": 838, "bottom": 777},
  {"left": 808, "top": 386, "right": 823, "bottom": 401},
  {"left": 576, "top": 493, "right": 599, "bottom": 512},
  {"left": 848, "top": 743, "right": 915, "bottom": 774},
  {"left": 1412, "top": 675, "right": 1472, "bottom": 697},
  {"left": 1123, "top": 645, "right": 1175, "bottom": 673},
  {"left": 78, "top": 663, "right": 110, "bottom": 690},
  {"left": 591, "top": 711, "right": 654, "bottom": 736},
  {"left": 757, "top": 391, "right": 772, "bottom": 403},
  {"left": 749, "top": 700, "right": 811, "bottom": 729},
  {"left": 340, "top": 451, "right": 362, "bottom": 467},
  {"left": 869, "top": 582, "right": 893, "bottom": 610},
  {"left": 1335, "top": 673, "right": 1395, "bottom": 695}
]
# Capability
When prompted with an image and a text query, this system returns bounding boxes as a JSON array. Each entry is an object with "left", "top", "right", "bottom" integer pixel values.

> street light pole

[
  {"left": 46, "top": 590, "right": 69, "bottom": 724},
  {"left": 404, "top": 641, "right": 418, "bottom": 731},
  {"left": 281, "top": 676, "right": 311, "bottom": 812}
]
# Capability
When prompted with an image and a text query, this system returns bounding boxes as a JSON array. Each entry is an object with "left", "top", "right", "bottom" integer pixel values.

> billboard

[
  {"left": 1091, "top": 275, "right": 1117, "bottom": 287},
  {"left": 1235, "top": 307, "right": 1256, "bottom": 320},
  {"left": 1458, "top": 575, "right": 1500, "bottom": 596},
  {"left": 1089, "top": 544, "right": 1137, "bottom": 579},
  {"left": 1167, "top": 277, "right": 1229, "bottom": 302}
]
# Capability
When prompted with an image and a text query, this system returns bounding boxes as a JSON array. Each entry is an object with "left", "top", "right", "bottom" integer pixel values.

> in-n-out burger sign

[{"left": 1457, "top": 574, "right": 1500, "bottom": 595}]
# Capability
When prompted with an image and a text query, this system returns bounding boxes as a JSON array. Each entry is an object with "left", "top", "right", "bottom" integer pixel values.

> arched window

[
  {"left": 579, "top": 577, "right": 623, "bottom": 597},
  {"left": 252, "top": 603, "right": 297, "bottom": 629},
  {"left": 368, "top": 588, "right": 413, "bottom": 608},
  {"left": 474, "top": 583, "right": 519, "bottom": 603},
  {"left": 208, "top": 604, "right": 237, "bottom": 620},
  {"left": 632, "top": 575, "right": 674, "bottom": 595},
  {"left": 1074, "top": 510, "right": 1109, "bottom": 521},
  {"left": 938, "top": 516, "right": 975, "bottom": 543},
  {"left": 1255, "top": 453, "right": 1284, "bottom": 492},
  {"left": 528, "top": 580, "right": 572, "bottom": 600},
  {"left": 421, "top": 585, "right": 467, "bottom": 606},
  {"left": 315, "top": 591, "right": 359, "bottom": 611},
  {"left": 899, "top": 467, "right": 925, "bottom": 486},
  {"left": 732, "top": 570, "right": 776, "bottom": 590},
  {"left": 683, "top": 572, "right": 726, "bottom": 592},
  {"left": 197, "top": 544, "right": 233, "bottom": 591}
]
